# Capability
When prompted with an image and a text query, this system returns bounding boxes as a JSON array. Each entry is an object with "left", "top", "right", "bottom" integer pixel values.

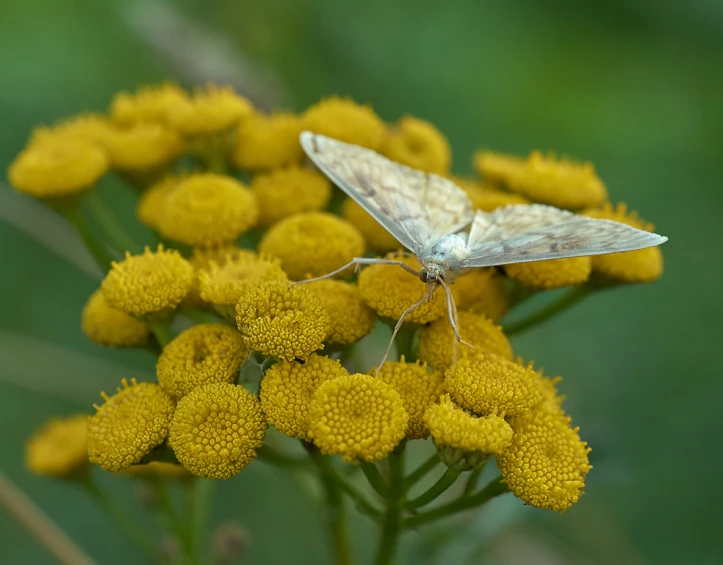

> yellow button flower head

[
  {"left": 497, "top": 403, "right": 592, "bottom": 512},
  {"left": 306, "top": 280, "right": 376, "bottom": 345},
  {"left": 169, "top": 383, "right": 266, "bottom": 479},
  {"left": 31, "top": 114, "right": 115, "bottom": 148},
  {"left": 583, "top": 203, "right": 663, "bottom": 283},
  {"left": 418, "top": 311, "right": 513, "bottom": 372},
  {"left": 184, "top": 244, "right": 247, "bottom": 309},
  {"left": 25, "top": 415, "right": 89, "bottom": 478},
  {"left": 342, "top": 199, "right": 402, "bottom": 253},
  {"left": 81, "top": 289, "right": 150, "bottom": 347},
  {"left": 232, "top": 112, "right": 304, "bottom": 170},
  {"left": 308, "top": 373, "right": 408, "bottom": 462},
  {"left": 370, "top": 359, "right": 445, "bottom": 440},
  {"left": 158, "top": 174, "right": 259, "bottom": 247},
  {"left": 251, "top": 166, "right": 331, "bottom": 228},
  {"left": 358, "top": 255, "right": 446, "bottom": 324},
  {"left": 259, "top": 212, "right": 365, "bottom": 281},
  {"left": 157, "top": 323, "right": 248, "bottom": 399},
  {"left": 87, "top": 379, "right": 175, "bottom": 472},
  {"left": 136, "top": 175, "right": 183, "bottom": 230},
  {"left": 534, "top": 369, "right": 566, "bottom": 417},
  {"left": 165, "top": 85, "right": 253, "bottom": 136},
  {"left": 260, "top": 354, "right": 349, "bottom": 440},
  {"left": 446, "top": 352, "right": 541, "bottom": 417},
  {"left": 473, "top": 151, "right": 525, "bottom": 187},
  {"left": 507, "top": 151, "right": 608, "bottom": 210},
  {"left": 8, "top": 136, "right": 108, "bottom": 199},
  {"left": 101, "top": 245, "right": 194, "bottom": 318},
  {"left": 235, "top": 279, "right": 330, "bottom": 361},
  {"left": 504, "top": 257, "right": 592, "bottom": 289},
  {"left": 452, "top": 176, "right": 530, "bottom": 212},
  {"left": 303, "top": 96, "right": 385, "bottom": 150},
  {"left": 380, "top": 116, "right": 451, "bottom": 175},
  {"left": 450, "top": 268, "right": 508, "bottom": 321},
  {"left": 110, "top": 83, "right": 189, "bottom": 125},
  {"left": 104, "top": 122, "right": 183, "bottom": 173}
]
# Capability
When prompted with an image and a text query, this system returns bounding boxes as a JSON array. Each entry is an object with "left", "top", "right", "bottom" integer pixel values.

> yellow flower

[
  {"left": 8, "top": 136, "right": 107, "bottom": 199},
  {"left": 25, "top": 415, "right": 89, "bottom": 478},
  {"left": 380, "top": 116, "right": 451, "bottom": 175},
  {"left": 358, "top": 255, "right": 445, "bottom": 324},
  {"left": 235, "top": 279, "right": 329, "bottom": 360},
  {"left": 31, "top": 114, "right": 114, "bottom": 148},
  {"left": 306, "top": 280, "right": 376, "bottom": 345},
  {"left": 169, "top": 383, "right": 266, "bottom": 479},
  {"left": 81, "top": 289, "right": 150, "bottom": 347},
  {"left": 452, "top": 176, "right": 529, "bottom": 212},
  {"left": 232, "top": 112, "right": 304, "bottom": 170},
  {"left": 497, "top": 403, "right": 592, "bottom": 512},
  {"left": 418, "top": 311, "right": 513, "bottom": 372},
  {"left": 184, "top": 244, "right": 247, "bottom": 309},
  {"left": 534, "top": 369, "right": 566, "bottom": 418},
  {"left": 507, "top": 151, "right": 607, "bottom": 210},
  {"left": 165, "top": 85, "right": 253, "bottom": 136},
  {"left": 472, "top": 151, "right": 524, "bottom": 186},
  {"left": 259, "top": 212, "right": 365, "bottom": 281},
  {"left": 87, "top": 379, "right": 175, "bottom": 472},
  {"left": 341, "top": 199, "right": 402, "bottom": 253},
  {"left": 445, "top": 352, "right": 540, "bottom": 417},
  {"left": 101, "top": 245, "right": 194, "bottom": 318},
  {"left": 370, "top": 359, "right": 445, "bottom": 440},
  {"left": 157, "top": 324, "right": 248, "bottom": 399},
  {"left": 303, "top": 96, "right": 385, "bottom": 150},
  {"left": 308, "top": 374, "right": 408, "bottom": 462},
  {"left": 157, "top": 174, "right": 259, "bottom": 247},
  {"left": 110, "top": 83, "right": 189, "bottom": 125},
  {"left": 251, "top": 166, "right": 331, "bottom": 228},
  {"left": 583, "top": 203, "right": 663, "bottom": 283},
  {"left": 104, "top": 123, "right": 182, "bottom": 173},
  {"left": 260, "top": 354, "right": 349, "bottom": 440},
  {"left": 450, "top": 269, "right": 508, "bottom": 321},
  {"left": 504, "top": 257, "right": 592, "bottom": 289},
  {"left": 136, "top": 175, "right": 182, "bottom": 230},
  {"left": 119, "top": 461, "right": 191, "bottom": 479}
]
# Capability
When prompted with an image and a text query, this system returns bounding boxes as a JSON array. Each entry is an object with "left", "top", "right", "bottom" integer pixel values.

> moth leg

[
  {"left": 438, "top": 278, "right": 474, "bottom": 350},
  {"left": 375, "top": 291, "right": 430, "bottom": 376},
  {"left": 291, "top": 257, "right": 419, "bottom": 286}
]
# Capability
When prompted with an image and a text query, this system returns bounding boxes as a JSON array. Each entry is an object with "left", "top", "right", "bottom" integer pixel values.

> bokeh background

[{"left": 1, "top": 0, "right": 722, "bottom": 563}]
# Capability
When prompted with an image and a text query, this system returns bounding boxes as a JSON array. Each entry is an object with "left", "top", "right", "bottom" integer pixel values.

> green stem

[
  {"left": 405, "top": 468, "right": 460, "bottom": 510},
  {"left": 187, "top": 478, "right": 214, "bottom": 564},
  {"left": 360, "top": 461, "right": 388, "bottom": 498},
  {"left": 403, "top": 454, "right": 440, "bottom": 493},
  {"left": 320, "top": 472, "right": 353, "bottom": 565},
  {"left": 149, "top": 318, "right": 173, "bottom": 348},
  {"left": 64, "top": 208, "right": 114, "bottom": 271},
  {"left": 504, "top": 285, "right": 593, "bottom": 336},
  {"left": 374, "top": 446, "right": 405, "bottom": 565},
  {"left": 84, "top": 190, "right": 141, "bottom": 255},
  {"left": 150, "top": 477, "right": 190, "bottom": 555},
  {"left": 404, "top": 476, "right": 509, "bottom": 528},
  {"left": 462, "top": 463, "right": 486, "bottom": 496},
  {"left": 257, "top": 444, "right": 309, "bottom": 469}
]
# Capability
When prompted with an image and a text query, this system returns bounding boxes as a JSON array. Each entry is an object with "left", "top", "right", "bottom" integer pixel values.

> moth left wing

[{"left": 459, "top": 204, "right": 668, "bottom": 268}]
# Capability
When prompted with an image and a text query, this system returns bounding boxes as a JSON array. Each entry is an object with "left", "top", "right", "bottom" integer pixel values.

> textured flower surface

[
  {"left": 87, "top": 379, "right": 175, "bottom": 472},
  {"left": 450, "top": 268, "right": 508, "bottom": 321},
  {"left": 303, "top": 96, "right": 385, "bottom": 150},
  {"left": 260, "top": 355, "right": 349, "bottom": 440},
  {"left": 380, "top": 116, "right": 451, "bottom": 175},
  {"left": 110, "top": 83, "right": 189, "bottom": 125},
  {"left": 170, "top": 383, "right": 266, "bottom": 479},
  {"left": 473, "top": 151, "right": 525, "bottom": 186},
  {"left": 306, "top": 280, "right": 376, "bottom": 345},
  {"left": 165, "top": 85, "right": 253, "bottom": 136},
  {"left": 31, "top": 114, "right": 114, "bottom": 147},
  {"left": 81, "top": 289, "right": 150, "bottom": 347},
  {"left": 232, "top": 112, "right": 304, "bottom": 170},
  {"left": 104, "top": 123, "right": 182, "bottom": 172},
  {"left": 137, "top": 175, "right": 181, "bottom": 230},
  {"left": 25, "top": 415, "right": 89, "bottom": 477},
  {"left": 308, "top": 374, "right": 408, "bottom": 462},
  {"left": 504, "top": 257, "right": 592, "bottom": 289},
  {"left": 341, "top": 199, "right": 402, "bottom": 253}
]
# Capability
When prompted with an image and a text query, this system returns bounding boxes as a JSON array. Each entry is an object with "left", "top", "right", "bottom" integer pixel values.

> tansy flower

[
  {"left": 104, "top": 123, "right": 182, "bottom": 173},
  {"left": 184, "top": 244, "right": 247, "bottom": 309},
  {"left": 8, "top": 136, "right": 107, "bottom": 199},
  {"left": 308, "top": 373, "right": 408, "bottom": 462},
  {"left": 235, "top": 279, "right": 329, "bottom": 360},
  {"left": 232, "top": 112, "right": 304, "bottom": 170},
  {"left": 136, "top": 175, "right": 182, "bottom": 230},
  {"left": 251, "top": 166, "right": 331, "bottom": 228},
  {"left": 504, "top": 257, "right": 592, "bottom": 289},
  {"left": 81, "top": 289, "right": 150, "bottom": 347},
  {"left": 158, "top": 173, "right": 259, "bottom": 247},
  {"left": 342, "top": 199, "right": 402, "bottom": 253},
  {"left": 507, "top": 151, "right": 607, "bottom": 210},
  {"left": 110, "top": 83, "right": 189, "bottom": 125},
  {"left": 31, "top": 114, "right": 114, "bottom": 148},
  {"left": 303, "top": 96, "right": 385, "bottom": 150},
  {"left": 87, "top": 379, "right": 175, "bottom": 472},
  {"left": 119, "top": 461, "right": 191, "bottom": 479},
  {"left": 583, "top": 203, "right": 663, "bottom": 283},
  {"left": 445, "top": 352, "right": 540, "bottom": 417},
  {"left": 260, "top": 354, "right": 349, "bottom": 440},
  {"left": 101, "top": 245, "right": 194, "bottom": 318},
  {"left": 306, "top": 280, "right": 376, "bottom": 345},
  {"left": 451, "top": 176, "right": 529, "bottom": 212},
  {"left": 370, "top": 358, "right": 445, "bottom": 440},
  {"left": 259, "top": 212, "right": 365, "bottom": 281},
  {"left": 157, "top": 324, "right": 248, "bottom": 399},
  {"left": 358, "top": 255, "right": 446, "bottom": 325},
  {"left": 418, "top": 311, "right": 513, "bottom": 372},
  {"left": 165, "top": 85, "right": 253, "bottom": 136},
  {"left": 450, "top": 268, "right": 508, "bottom": 321},
  {"left": 473, "top": 151, "right": 525, "bottom": 187},
  {"left": 497, "top": 403, "right": 592, "bottom": 512},
  {"left": 534, "top": 368, "right": 566, "bottom": 418},
  {"left": 25, "top": 415, "right": 89, "bottom": 478},
  {"left": 169, "top": 383, "right": 266, "bottom": 479},
  {"left": 380, "top": 116, "right": 451, "bottom": 175}
]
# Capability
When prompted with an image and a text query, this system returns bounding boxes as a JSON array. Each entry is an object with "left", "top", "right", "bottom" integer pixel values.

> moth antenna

[{"left": 291, "top": 257, "right": 420, "bottom": 287}]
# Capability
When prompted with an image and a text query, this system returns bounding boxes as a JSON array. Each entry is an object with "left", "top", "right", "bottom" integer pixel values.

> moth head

[{"left": 419, "top": 267, "right": 443, "bottom": 285}]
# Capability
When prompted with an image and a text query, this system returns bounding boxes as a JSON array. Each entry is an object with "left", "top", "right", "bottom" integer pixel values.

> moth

[{"left": 296, "top": 131, "right": 668, "bottom": 368}]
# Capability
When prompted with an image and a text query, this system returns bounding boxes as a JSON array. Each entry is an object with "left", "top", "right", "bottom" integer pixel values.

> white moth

[{"left": 296, "top": 130, "right": 668, "bottom": 368}]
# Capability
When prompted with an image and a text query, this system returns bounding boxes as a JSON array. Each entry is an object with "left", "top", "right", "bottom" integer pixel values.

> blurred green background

[{"left": 1, "top": 0, "right": 721, "bottom": 563}]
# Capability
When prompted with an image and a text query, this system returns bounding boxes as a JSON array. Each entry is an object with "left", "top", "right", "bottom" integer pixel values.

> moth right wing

[{"left": 300, "top": 131, "right": 474, "bottom": 255}]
